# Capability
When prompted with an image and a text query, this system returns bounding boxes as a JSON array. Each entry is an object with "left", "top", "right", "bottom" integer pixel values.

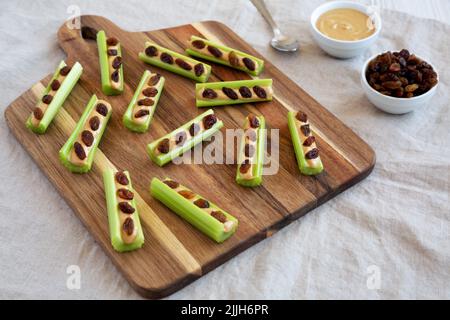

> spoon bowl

[{"left": 271, "top": 35, "right": 299, "bottom": 52}]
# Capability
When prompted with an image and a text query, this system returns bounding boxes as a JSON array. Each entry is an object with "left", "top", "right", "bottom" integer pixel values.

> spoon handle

[{"left": 250, "top": 0, "right": 281, "bottom": 36}]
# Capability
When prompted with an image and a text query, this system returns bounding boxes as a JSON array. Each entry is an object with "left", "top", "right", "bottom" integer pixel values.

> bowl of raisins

[{"left": 361, "top": 49, "right": 439, "bottom": 114}]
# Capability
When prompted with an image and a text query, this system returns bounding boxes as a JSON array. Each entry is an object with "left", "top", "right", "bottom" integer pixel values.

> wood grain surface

[{"left": 4, "top": 16, "right": 375, "bottom": 298}]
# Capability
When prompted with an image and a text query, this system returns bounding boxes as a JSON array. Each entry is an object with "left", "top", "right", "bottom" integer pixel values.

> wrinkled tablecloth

[{"left": 0, "top": 0, "right": 449, "bottom": 299}]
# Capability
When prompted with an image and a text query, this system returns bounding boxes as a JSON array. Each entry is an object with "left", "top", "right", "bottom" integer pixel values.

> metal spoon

[{"left": 250, "top": 0, "right": 299, "bottom": 52}]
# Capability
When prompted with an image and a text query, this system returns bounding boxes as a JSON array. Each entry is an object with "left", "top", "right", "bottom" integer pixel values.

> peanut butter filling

[{"left": 168, "top": 182, "right": 235, "bottom": 232}]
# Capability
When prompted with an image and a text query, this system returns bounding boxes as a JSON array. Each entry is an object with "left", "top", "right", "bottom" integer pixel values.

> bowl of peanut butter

[{"left": 310, "top": 1, "right": 382, "bottom": 59}]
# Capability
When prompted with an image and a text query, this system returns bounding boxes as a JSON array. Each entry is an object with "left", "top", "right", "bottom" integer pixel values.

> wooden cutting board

[{"left": 4, "top": 16, "right": 375, "bottom": 299}]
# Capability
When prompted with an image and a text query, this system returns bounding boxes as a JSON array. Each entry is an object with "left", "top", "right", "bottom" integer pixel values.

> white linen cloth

[{"left": 0, "top": 0, "right": 449, "bottom": 299}]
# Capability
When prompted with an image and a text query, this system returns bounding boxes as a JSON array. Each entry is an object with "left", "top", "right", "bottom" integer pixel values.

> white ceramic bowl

[
  {"left": 361, "top": 53, "right": 439, "bottom": 114},
  {"left": 310, "top": 1, "right": 382, "bottom": 59}
]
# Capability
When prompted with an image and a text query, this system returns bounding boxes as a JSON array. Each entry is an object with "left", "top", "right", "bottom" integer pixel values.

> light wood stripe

[
  {"left": 32, "top": 82, "right": 202, "bottom": 277},
  {"left": 192, "top": 22, "right": 362, "bottom": 172}
]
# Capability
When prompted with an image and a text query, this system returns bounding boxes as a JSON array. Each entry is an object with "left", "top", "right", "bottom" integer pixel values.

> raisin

[
  {"left": 123, "top": 218, "right": 134, "bottom": 235},
  {"left": 194, "top": 198, "right": 209, "bottom": 208},
  {"left": 248, "top": 114, "right": 260, "bottom": 128},
  {"left": 111, "top": 70, "right": 119, "bottom": 82},
  {"left": 118, "top": 202, "right": 135, "bottom": 214},
  {"left": 393, "top": 87, "right": 404, "bottom": 97},
  {"left": 305, "top": 148, "right": 319, "bottom": 160},
  {"left": 228, "top": 51, "right": 240, "bottom": 67},
  {"left": 243, "top": 57, "right": 256, "bottom": 71},
  {"left": 202, "top": 88, "right": 218, "bottom": 99},
  {"left": 244, "top": 144, "right": 255, "bottom": 157},
  {"left": 192, "top": 40, "right": 206, "bottom": 49},
  {"left": 389, "top": 63, "right": 401, "bottom": 72},
  {"left": 96, "top": 103, "right": 108, "bottom": 116},
  {"left": 178, "top": 190, "right": 196, "bottom": 199},
  {"left": 194, "top": 63, "right": 205, "bottom": 77},
  {"left": 163, "top": 180, "right": 179, "bottom": 189},
  {"left": 207, "top": 45, "right": 222, "bottom": 58},
  {"left": 142, "top": 87, "right": 158, "bottom": 97},
  {"left": 137, "top": 98, "right": 154, "bottom": 106},
  {"left": 33, "top": 107, "right": 44, "bottom": 120},
  {"left": 222, "top": 87, "right": 238, "bottom": 100},
  {"left": 399, "top": 49, "right": 410, "bottom": 60},
  {"left": 112, "top": 56, "right": 122, "bottom": 69},
  {"left": 253, "top": 86, "right": 267, "bottom": 99},
  {"left": 148, "top": 74, "right": 161, "bottom": 86},
  {"left": 157, "top": 138, "right": 170, "bottom": 154},
  {"left": 81, "top": 130, "right": 94, "bottom": 147},
  {"left": 60, "top": 66, "right": 71, "bottom": 76},
  {"left": 296, "top": 111, "right": 308, "bottom": 123},
  {"left": 106, "top": 37, "right": 119, "bottom": 46},
  {"left": 50, "top": 79, "right": 61, "bottom": 91},
  {"left": 175, "top": 131, "right": 187, "bottom": 145},
  {"left": 117, "top": 188, "right": 134, "bottom": 200},
  {"left": 115, "top": 171, "right": 129, "bottom": 185},
  {"left": 189, "top": 123, "right": 200, "bottom": 136},
  {"left": 89, "top": 116, "right": 100, "bottom": 131},
  {"left": 382, "top": 81, "right": 402, "bottom": 90},
  {"left": 239, "top": 160, "right": 251, "bottom": 174},
  {"left": 405, "top": 84, "right": 419, "bottom": 93},
  {"left": 145, "top": 45, "right": 158, "bottom": 57},
  {"left": 175, "top": 58, "right": 192, "bottom": 70},
  {"left": 73, "top": 142, "right": 86, "bottom": 160},
  {"left": 211, "top": 211, "right": 227, "bottom": 223},
  {"left": 107, "top": 49, "right": 118, "bottom": 56},
  {"left": 203, "top": 114, "right": 217, "bottom": 129},
  {"left": 239, "top": 86, "right": 252, "bottom": 98},
  {"left": 81, "top": 26, "right": 97, "bottom": 40},
  {"left": 42, "top": 94, "right": 53, "bottom": 104},
  {"left": 300, "top": 124, "right": 310, "bottom": 136},
  {"left": 134, "top": 109, "right": 150, "bottom": 118},
  {"left": 303, "top": 136, "right": 316, "bottom": 147},
  {"left": 160, "top": 52, "right": 174, "bottom": 64}
]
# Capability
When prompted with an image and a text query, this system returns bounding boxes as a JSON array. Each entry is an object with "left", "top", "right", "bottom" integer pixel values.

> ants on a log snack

[
  {"left": 97, "top": 30, "right": 124, "bottom": 95},
  {"left": 59, "top": 95, "right": 112, "bottom": 173},
  {"left": 150, "top": 177, "right": 238, "bottom": 243},
  {"left": 123, "top": 70, "right": 165, "bottom": 133},
  {"left": 26, "top": 61, "right": 83, "bottom": 134},
  {"left": 186, "top": 36, "right": 265, "bottom": 76},
  {"left": 147, "top": 109, "right": 223, "bottom": 167},
  {"left": 366, "top": 49, "right": 438, "bottom": 98},
  {"left": 139, "top": 42, "right": 211, "bottom": 82},
  {"left": 236, "top": 114, "right": 266, "bottom": 187},
  {"left": 195, "top": 79, "right": 273, "bottom": 107},
  {"left": 287, "top": 111, "right": 323, "bottom": 176},
  {"left": 103, "top": 168, "right": 144, "bottom": 252}
]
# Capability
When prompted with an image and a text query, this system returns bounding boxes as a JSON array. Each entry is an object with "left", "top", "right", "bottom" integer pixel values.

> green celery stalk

[
  {"left": 185, "top": 35, "right": 264, "bottom": 76},
  {"left": 122, "top": 70, "right": 165, "bottom": 133},
  {"left": 138, "top": 42, "right": 211, "bottom": 83},
  {"left": 59, "top": 94, "right": 112, "bottom": 173},
  {"left": 97, "top": 30, "right": 124, "bottom": 95},
  {"left": 236, "top": 115, "right": 266, "bottom": 187},
  {"left": 287, "top": 111, "right": 324, "bottom": 176},
  {"left": 150, "top": 177, "right": 238, "bottom": 243},
  {"left": 26, "top": 61, "right": 83, "bottom": 134},
  {"left": 147, "top": 109, "right": 223, "bottom": 167},
  {"left": 103, "top": 168, "right": 144, "bottom": 252},
  {"left": 195, "top": 79, "right": 273, "bottom": 107}
]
